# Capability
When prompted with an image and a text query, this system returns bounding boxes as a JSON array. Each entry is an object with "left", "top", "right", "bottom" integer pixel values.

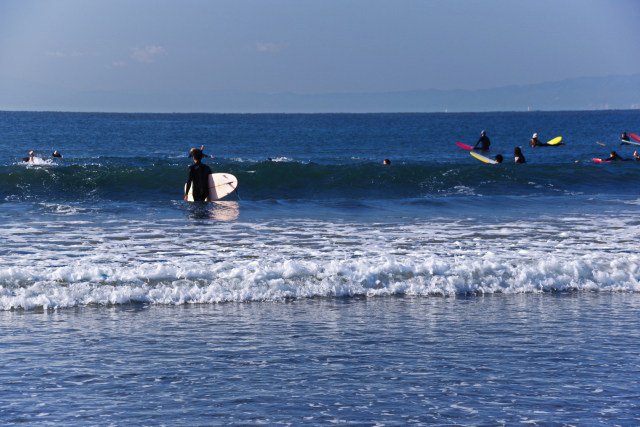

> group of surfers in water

[
  {"left": 469, "top": 130, "right": 639, "bottom": 164},
  {"left": 21, "top": 150, "right": 63, "bottom": 162},
  {"left": 598, "top": 132, "right": 639, "bottom": 161},
  {"left": 22, "top": 131, "right": 639, "bottom": 200}
]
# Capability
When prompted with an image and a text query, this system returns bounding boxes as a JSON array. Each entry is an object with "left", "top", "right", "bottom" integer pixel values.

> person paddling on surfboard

[
  {"left": 529, "top": 133, "right": 547, "bottom": 147},
  {"left": 603, "top": 151, "right": 626, "bottom": 161},
  {"left": 473, "top": 131, "right": 491, "bottom": 151},
  {"left": 530, "top": 133, "right": 565, "bottom": 147},
  {"left": 52, "top": 150, "right": 63, "bottom": 158},
  {"left": 184, "top": 149, "right": 213, "bottom": 201}
]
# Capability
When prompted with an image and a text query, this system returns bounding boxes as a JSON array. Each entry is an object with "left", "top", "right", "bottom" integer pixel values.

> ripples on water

[{"left": 2, "top": 294, "right": 639, "bottom": 425}]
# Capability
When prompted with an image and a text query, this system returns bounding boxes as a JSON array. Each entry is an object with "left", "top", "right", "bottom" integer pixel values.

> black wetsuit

[
  {"left": 185, "top": 161, "right": 212, "bottom": 201},
  {"left": 530, "top": 138, "right": 547, "bottom": 147},
  {"left": 475, "top": 135, "right": 491, "bottom": 150},
  {"left": 606, "top": 153, "right": 625, "bottom": 161}
]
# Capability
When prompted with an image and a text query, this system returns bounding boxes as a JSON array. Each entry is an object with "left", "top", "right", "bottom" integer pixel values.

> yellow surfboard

[
  {"left": 470, "top": 151, "right": 497, "bottom": 164},
  {"left": 546, "top": 136, "right": 563, "bottom": 145}
]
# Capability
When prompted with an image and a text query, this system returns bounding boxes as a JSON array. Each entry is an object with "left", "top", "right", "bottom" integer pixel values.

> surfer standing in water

[
  {"left": 184, "top": 149, "right": 212, "bottom": 201},
  {"left": 514, "top": 147, "right": 526, "bottom": 163},
  {"left": 474, "top": 131, "right": 491, "bottom": 151}
]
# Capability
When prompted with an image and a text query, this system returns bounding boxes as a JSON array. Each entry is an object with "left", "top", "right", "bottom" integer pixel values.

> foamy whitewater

[
  {"left": 2, "top": 111, "right": 640, "bottom": 424},
  {"left": 2, "top": 212, "right": 640, "bottom": 310}
]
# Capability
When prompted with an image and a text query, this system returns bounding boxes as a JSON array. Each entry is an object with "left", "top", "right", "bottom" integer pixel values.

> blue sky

[{"left": 0, "top": 0, "right": 638, "bottom": 111}]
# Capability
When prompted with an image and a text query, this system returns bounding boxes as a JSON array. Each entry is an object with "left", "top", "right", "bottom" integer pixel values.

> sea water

[{"left": 1, "top": 110, "right": 640, "bottom": 424}]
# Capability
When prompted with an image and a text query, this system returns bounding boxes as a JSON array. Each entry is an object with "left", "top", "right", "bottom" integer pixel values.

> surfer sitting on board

[
  {"left": 619, "top": 132, "right": 631, "bottom": 144},
  {"left": 189, "top": 145, "right": 214, "bottom": 159},
  {"left": 473, "top": 131, "right": 491, "bottom": 150},
  {"left": 22, "top": 150, "right": 35, "bottom": 163},
  {"left": 184, "top": 149, "right": 213, "bottom": 202}
]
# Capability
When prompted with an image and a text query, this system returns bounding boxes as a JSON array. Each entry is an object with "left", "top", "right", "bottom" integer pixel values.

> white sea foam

[
  {"left": 17, "top": 157, "right": 55, "bottom": 166},
  {"left": 1, "top": 214, "right": 639, "bottom": 310}
]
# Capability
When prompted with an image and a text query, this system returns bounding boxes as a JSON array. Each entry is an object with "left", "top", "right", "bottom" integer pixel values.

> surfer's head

[
  {"left": 532, "top": 133, "right": 538, "bottom": 139},
  {"left": 495, "top": 154, "right": 503, "bottom": 163},
  {"left": 191, "top": 149, "right": 203, "bottom": 161},
  {"left": 383, "top": 158, "right": 391, "bottom": 165},
  {"left": 29, "top": 150, "right": 34, "bottom": 157}
]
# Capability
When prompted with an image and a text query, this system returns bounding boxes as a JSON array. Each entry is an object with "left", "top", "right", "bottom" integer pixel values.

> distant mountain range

[{"left": 1, "top": 74, "right": 639, "bottom": 113}]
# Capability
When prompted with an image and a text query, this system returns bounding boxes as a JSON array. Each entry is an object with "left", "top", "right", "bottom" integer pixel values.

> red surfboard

[
  {"left": 456, "top": 142, "right": 500, "bottom": 152},
  {"left": 456, "top": 142, "right": 474, "bottom": 149},
  {"left": 630, "top": 132, "right": 640, "bottom": 143},
  {"left": 593, "top": 158, "right": 611, "bottom": 163}
]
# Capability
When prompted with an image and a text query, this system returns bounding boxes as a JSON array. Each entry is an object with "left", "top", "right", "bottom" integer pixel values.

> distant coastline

[{"left": 1, "top": 74, "right": 638, "bottom": 114}]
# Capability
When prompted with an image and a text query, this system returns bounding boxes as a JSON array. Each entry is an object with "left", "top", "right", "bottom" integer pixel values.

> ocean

[{"left": 1, "top": 110, "right": 640, "bottom": 425}]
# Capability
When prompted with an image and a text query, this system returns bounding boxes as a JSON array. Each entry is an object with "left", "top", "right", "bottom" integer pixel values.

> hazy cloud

[
  {"left": 112, "top": 61, "right": 126, "bottom": 68},
  {"left": 46, "top": 51, "right": 92, "bottom": 58},
  {"left": 255, "top": 42, "right": 282, "bottom": 54},
  {"left": 130, "top": 46, "right": 166, "bottom": 63}
]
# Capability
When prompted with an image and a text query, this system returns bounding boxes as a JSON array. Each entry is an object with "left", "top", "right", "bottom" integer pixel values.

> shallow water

[{"left": 2, "top": 293, "right": 640, "bottom": 425}]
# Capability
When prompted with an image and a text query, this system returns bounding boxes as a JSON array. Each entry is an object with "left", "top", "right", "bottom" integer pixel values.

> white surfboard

[
  {"left": 470, "top": 151, "right": 498, "bottom": 164},
  {"left": 185, "top": 173, "right": 238, "bottom": 201}
]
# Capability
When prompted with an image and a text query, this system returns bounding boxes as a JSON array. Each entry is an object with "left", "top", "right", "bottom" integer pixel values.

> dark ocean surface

[{"left": 1, "top": 110, "right": 640, "bottom": 424}]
